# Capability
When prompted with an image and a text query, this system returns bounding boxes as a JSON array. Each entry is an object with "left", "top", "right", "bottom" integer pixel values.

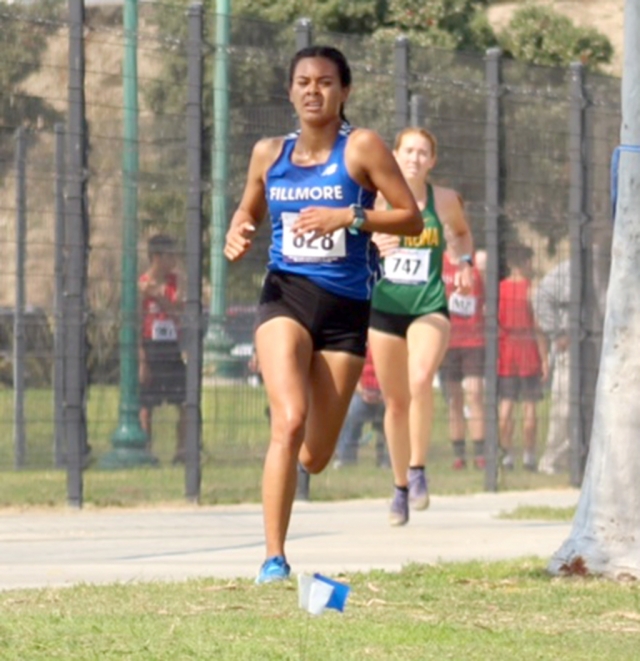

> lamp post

[
  {"left": 101, "top": 0, "right": 156, "bottom": 468},
  {"left": 203, "top": 0, "right": 236, "bottom": 377}
]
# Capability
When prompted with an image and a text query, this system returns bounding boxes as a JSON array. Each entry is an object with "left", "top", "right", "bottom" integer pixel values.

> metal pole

[
  {"left": 65, "top": 0, "right": 88, "bottom": 506},
  {"left": 483, "top": 48, "right": 503, "bottom": 492},
  {"left": 102, "top": 0, "right": 156, "bottom": 467},
  {"left": 184, "top": 2, "right": 204, "bottom": 502},
  {"left": 294, "top": 17, "right": 312, "bottom": 50},
  {"left": 546, "top": 0, "right": 640, "bottom": 578},
  {"left": 567, "top": 62, "right": 587, "bottom": 488},
  {"left": 410, "top": 94, "right": 426, "bottom": 128},
  {"left": 14, "top": 127, "right": 27, "bottom": 470},
  {"left": 54, "top": 123, "right": 66, "bottom": 468},
  {"left": 580, "top": 89, "right": 599, "bottom": 488},
  {"left": 394, "top": 36, "right": 409, "bottom": 136},
  {"left": 203, "top": 0, "right": 234, "bottom": 377},
  {"left": 619, "top": 5, "right": 640, "bottom": 196}
]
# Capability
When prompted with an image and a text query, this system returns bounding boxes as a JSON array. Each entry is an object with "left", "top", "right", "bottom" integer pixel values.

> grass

[
  {"left": 0, "top": 383, "right": 568, "bottom": 508},
  {"left": 0, "top": 559, "right": 638, "bottom": 660},
  {"left": 499, "top": 505, "right": 576, "bottom": 521}
]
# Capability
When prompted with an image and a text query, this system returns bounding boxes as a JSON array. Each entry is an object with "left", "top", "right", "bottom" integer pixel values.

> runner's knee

[{"left": 269, "top": 409, "right": 307, "bottom": 449}]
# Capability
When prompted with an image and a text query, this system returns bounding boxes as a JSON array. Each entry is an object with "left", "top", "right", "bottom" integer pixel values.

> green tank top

[{"left": 372, "top": 183, "right": 447, "bottom": 316}]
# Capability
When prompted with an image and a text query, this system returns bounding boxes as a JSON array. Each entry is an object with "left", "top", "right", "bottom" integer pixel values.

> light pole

[
  {"left": 548, "top": 0, "right": 640, "bottom": 578},
  {"left": 101, "top": 0, "right": 157, "bottom": 468},
  {"left": 203, "top": 0, "right": 237, "bottom": 377}
]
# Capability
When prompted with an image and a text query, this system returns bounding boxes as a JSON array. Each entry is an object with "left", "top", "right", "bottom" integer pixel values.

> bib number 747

[{"left": 383, "top": 248, "right": 430, "bottom": 284}]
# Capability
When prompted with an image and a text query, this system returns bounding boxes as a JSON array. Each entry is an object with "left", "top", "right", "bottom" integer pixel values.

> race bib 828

[{"left": 281, "top": 212, "right": 346, "bottom": 263}]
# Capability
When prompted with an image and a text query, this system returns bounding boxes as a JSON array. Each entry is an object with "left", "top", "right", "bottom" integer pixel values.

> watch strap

[{"left": 348, "top": 204, "right": 366, "bottom": 234}]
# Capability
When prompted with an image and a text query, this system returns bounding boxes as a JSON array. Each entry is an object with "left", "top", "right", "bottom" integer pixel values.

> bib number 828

[
  {"left": 292, "top": 234, "right": 336, "bottom": 251},
  {"left": 281, "top": 212, "right": 346, "bottom": 262}
]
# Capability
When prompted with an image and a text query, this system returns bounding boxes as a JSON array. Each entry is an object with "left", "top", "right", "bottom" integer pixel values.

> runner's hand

[
  {"left": 292, "top": 206, "right": 350, "bottom": 238},
  {"left": 454, "top": 264, "right": 473, "bottom": 295},
  {"left": 224, "top": 221, "right": 255, "bottom": 261},
  {"left": 372, "top": 232, "right": 400, "bottom": 257}
]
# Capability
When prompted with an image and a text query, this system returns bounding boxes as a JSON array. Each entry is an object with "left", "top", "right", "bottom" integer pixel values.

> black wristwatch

[{"left": 348, "top": 204, "right": 366, "bottom": 234}]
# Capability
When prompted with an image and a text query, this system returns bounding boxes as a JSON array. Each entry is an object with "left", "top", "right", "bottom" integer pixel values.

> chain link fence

[{"left": 0, "top": 2, "right": 620, "bottom": 505}]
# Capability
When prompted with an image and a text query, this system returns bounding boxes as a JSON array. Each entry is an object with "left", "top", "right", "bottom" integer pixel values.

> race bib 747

[{"left": 383, "top": 248, "right": 430, "bottom": 285}]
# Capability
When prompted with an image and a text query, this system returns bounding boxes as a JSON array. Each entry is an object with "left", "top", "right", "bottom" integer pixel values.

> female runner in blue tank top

[{"left": 224, "top": 45, "right": 422, "bottom": 584}]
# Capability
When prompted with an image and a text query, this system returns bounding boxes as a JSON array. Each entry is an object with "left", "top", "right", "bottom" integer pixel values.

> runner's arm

[{"left": 224, "top": 138, "right": 280, "bottom": 261}]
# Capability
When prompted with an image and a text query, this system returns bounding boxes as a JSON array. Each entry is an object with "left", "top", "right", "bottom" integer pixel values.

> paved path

[{"left": 0, "top": 489, "right": 579, "bottom": 590}]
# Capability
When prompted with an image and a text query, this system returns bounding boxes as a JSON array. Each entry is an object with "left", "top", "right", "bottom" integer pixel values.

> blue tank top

[{"left": 265, "top": 123, "right": 378, "bottom": 301}]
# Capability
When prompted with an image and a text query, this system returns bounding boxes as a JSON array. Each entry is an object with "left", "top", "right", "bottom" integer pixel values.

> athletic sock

[
  {"left": 501, "top": 447, "right": 514, "bottom": 465},
  {"left": 452, "top": 440, "right": 466, "bottom": 459},
  {"left": 472, "top": 440, "right": 485, "bottom": 457}
]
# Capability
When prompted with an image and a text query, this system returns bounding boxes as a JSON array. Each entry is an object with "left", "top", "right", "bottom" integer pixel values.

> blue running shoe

[
  {"left": 408, "top": 467, "right": 430, "bottom": 510},
  {"left": 255, "top": 555, "right": 291, "bottom": 584}
]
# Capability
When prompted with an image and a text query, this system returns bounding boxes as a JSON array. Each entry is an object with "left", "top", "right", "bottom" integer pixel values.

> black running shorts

[
  {"left": 369, "top": 306, "right": 450, "bottom": 339},
  {"left": 256, "top": 270, "right": 370, "bottom": 357}
]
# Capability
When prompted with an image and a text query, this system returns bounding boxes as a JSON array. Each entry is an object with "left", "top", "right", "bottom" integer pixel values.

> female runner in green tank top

[{"left": 369, "top": 127, "right": 475, "bottom": 526}]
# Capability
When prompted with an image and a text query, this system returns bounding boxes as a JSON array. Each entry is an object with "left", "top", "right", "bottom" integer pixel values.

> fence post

[
  {"left": 184, "top": 2, "right": 204, "bottom": 502},
  {"left": 568, "top": 62, "right": 587, "bottom": 487},
  {"left": 295, "top": 17, "right": 312, "bottom": 50},
  {"left": 14, "top": 127, "right": 27, "bottom": 470},
  {"left": 483, "top": 48, "right": 503, "bottom": 492},
  {"left": 54, "top": 123, "right": 66, "bottom": 468},
  {"left": 65, "top": 0, "right": 88, "bottom": 507},
  {"left": 394, "top": 36, "right": 409, "bottom": 136},
  {"left": 410, "top": 94, "right": 426, "bottom": 128}
]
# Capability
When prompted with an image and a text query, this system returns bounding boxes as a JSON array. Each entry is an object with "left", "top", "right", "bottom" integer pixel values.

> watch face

[{"left": 350, "top": 204, "right": 365, "bottom": 228}]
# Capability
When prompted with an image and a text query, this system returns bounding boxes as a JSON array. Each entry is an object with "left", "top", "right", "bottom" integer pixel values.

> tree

[
  {"left": 231, "top": 0, "right": 388, "bottom": 34},
  {"left": 0, "top": 0, "right": 62, "bottom": 106},
  {"left": 498, "top": 5, "right": 613, "bottom": 69},
  {"left": 380, "top": 0, "right": 496, "bottom": 50},
  {"left": 548, "top": 0, "right": 640, "bottom": 580},
  {"left": 0, "top": 0, "right": 63, "bottom": 175}
]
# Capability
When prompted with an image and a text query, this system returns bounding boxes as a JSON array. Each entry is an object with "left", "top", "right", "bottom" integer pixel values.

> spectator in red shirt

[
  {"left": 498, "top": 245, "right": 548, "bottom": 471},
  {"left": 441, "top": 248, "right": 486, "bottom": 470},
  {"left": 138, "top": 234, "right": 186, "bottom": 463}
]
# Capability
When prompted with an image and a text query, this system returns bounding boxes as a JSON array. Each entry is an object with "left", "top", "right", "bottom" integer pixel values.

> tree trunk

[{"left": 548, "top": 0, "right": 640, "bottom": 580}]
